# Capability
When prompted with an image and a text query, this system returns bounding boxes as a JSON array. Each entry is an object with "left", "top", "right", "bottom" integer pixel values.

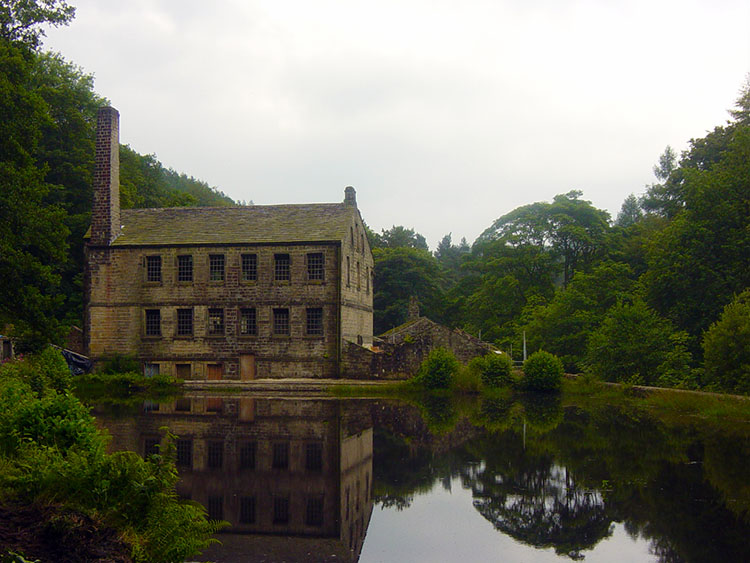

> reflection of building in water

[{"left": 98, "top": 396, "right": 373, "bottom": 562}]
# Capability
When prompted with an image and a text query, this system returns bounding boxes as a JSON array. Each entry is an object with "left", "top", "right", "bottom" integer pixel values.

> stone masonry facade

[{"left": 84, "top": 107, "right": 374, "bottom": 380}]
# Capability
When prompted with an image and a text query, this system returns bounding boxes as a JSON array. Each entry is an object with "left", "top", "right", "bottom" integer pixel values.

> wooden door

[
  {"left": 207, "top": 363, "right": 223, "bottom": 380},
  {"left": 240, "top": 354, "right": 256, "bottom": 381}
]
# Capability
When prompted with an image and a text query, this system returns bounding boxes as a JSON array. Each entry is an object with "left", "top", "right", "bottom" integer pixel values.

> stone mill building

[{"left": 84, "top": 107, "right": 374, "bottom": 380}]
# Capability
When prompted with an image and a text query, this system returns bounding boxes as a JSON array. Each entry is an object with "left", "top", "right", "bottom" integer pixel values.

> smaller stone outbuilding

[{"left": 341, "top": 315, "right": 496, "bottom": 379}]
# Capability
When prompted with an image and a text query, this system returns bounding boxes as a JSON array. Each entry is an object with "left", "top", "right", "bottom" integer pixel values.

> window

[
  {"left": 273, "top": 308, "right": 289, "bottom": 335},
  {"left": 146, "top": 255, "right": 161, "bottom": 282},
  {"left": 175, "top": 397, "right": 191, "bottom": 411},
  {"left": 241, "top": 253, "right": 257, "bottom": 281},
  {"left": 239, "top": 441, "right": 256, "bottom": 470},
  {"left": 361, "top": 233, "right": 365, "bottom": 255},
  {"left": 207, "top": 441, "right": 223, "bottom": 469},
  {"left": 177, "top": 255, "right": 193, "bottom": 282},
  {"left": 206, "top": 398, "right": 223, "bottom": 412},
  {"left": 176, "top": 439, "right": 192, "bottom": 468},
  {"left": 145, "top": 309, "right": 161, "bottom": 336},
  {"left": 305, "top": 443, "right": 323, "bottom": 471},
  {"left": 306, "top": 496, "right": 324, "bottom": 527},
  {"left": 177, "top": 308, "right": 193, "bottom": 336},
  {"left": 274, "top": 253, "right": 290, "bottom": 281},
  {"left": 307, "top": 253, "right": 324, "bottom": 280},
  {"left": 306, "top": 308, "right": 323, "bottom": 336},
  {"left": 208, "top": 496, "right": 223, "bottom": 520},
  {"left": 239, "top": 496, "right": 256, "bottom": 524},
  {"left": 366, "top": 266, "right": 370, "bottom": 294},
  {"left": 240, "top": 308, "right": 257, "bottom": 336},
  {"left": 144, "top": 438, "right": 160, "bottom": 457},
  {"left": 346, "top": 256, "right": 351, "bottom": 287},
  {"left": 209, "top": 254, "right": 225, "bottom": 281},
  {"left": 208, "top": 308, "right": 224, "bottom": 335},
  {"left": 272, "top": 442, "right": 289, "bottom": 469},
  {"left": 144, "top": 363, "right": 160, "bottom": 377},
  {"left": 175, "top": 364, "right": 192, "bottom": 380},
  {"left": 273, "top": 496, "right": 290, "bottom": 525},
  {"left": 356, "top": 261, "right": 361, "bottom": 291}
]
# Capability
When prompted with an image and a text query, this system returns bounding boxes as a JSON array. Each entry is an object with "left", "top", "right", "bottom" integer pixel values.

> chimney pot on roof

[{"left": 344, "top": 186, "right": 357, "bottom": 207}]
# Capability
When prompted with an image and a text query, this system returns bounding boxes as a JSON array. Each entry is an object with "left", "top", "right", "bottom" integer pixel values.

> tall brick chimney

[{"left": 91, "top": 106, "right": 121, "bottom": 245}]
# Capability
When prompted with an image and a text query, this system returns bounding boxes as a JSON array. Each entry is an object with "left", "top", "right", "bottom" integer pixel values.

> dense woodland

[{"left": 1, "top": 3, "right": 749, "bottom": 393}]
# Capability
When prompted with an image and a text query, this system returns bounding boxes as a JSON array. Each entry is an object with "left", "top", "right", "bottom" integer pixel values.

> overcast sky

[{"left": 44, "top": 0, "right": 749, "bottom": 249}]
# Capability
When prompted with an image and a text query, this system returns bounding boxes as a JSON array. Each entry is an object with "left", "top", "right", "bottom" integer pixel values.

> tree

[
  {"left": 615, "top": 194, "right": 643, "bottom": 228},
  {"left": 0, "top": 40, "right": 68, "bottom": 347},
  {"left": 520, "top": 261, "right": 636, "bottom": 372},
  {"left": 585, "top": 299, "right": 693, "bottom": 387},
  {"left": 0, "top": 0, "right": 75, "bottom": 49},
  {"left": 702, "top": 289, "right": 750, "bottom": 394},
  {"left": 373, "top": 246, "right": 444, "bottom": 333},
  {"left": 376, "top": 225, "right": 429, "bottom": 251}
]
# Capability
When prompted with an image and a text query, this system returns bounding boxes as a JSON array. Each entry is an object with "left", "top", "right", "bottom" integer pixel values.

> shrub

[
  {"left": 0, "top": 347, "right": 72, "bottom": 396},
  {"left": 97, "top": 354, "right": 141, "bottom": 374},
  {"left": 703, "top": 289, "right": 750, "bottom": 394},
  {"left": 522, "top": 351, "right": 564, "bottom": 392},
  {"left": 416, "top": 348, "right": 459, "bottom": 390},
  {"left": 480, "top": 353, "right": 513, "bottom": 388}
]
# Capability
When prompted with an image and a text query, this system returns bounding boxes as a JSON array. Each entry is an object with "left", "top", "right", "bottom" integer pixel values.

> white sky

[{"left": 44, "top": 0, "right": 750, "bottom": 249}]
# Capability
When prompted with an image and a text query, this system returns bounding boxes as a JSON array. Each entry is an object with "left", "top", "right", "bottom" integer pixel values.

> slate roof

[{"left": 86, "top": 203, "right": 356, "bottom": 246}]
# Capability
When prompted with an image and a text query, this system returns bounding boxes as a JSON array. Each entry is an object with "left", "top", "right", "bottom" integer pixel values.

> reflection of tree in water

[{"left": 469, "top": 449, "right": 612, "bottom": 560}]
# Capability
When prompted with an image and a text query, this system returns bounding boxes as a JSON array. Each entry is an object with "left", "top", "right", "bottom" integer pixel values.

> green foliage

[
  {"left": 519, "top": 261, "right": 636, "bottom": 372},
  {"left": 371, "top": 225, "right": 429, "bottom": 251},
  {"left": 415, "top": 347, "right": 460, "bottom": 390},
  {"left": 521, "top": 351, "right": 564, "bottom": 392},
  {"left": 0, "top": 347, "right": 72, "bottom": 396},
  {"left": 0, "top": 355, "right": 222, "bottom": 562},
  {"left": 585, "top": 299, "right": 693, "bottom": 387},
  {"left": 703, "top": 289, "right": 750, "bottom": 394},
  {"left": 373, "top": 246, "right": 445, "bottom": 333},
  {"left": 0, "top": 0, "right": 75, "bottom": 49},
  {"left": 480, "top": 353, "right": 513, "bottom": 388},
  {"left": 97, "top": 353, "right": 141, "bottom": 374}
]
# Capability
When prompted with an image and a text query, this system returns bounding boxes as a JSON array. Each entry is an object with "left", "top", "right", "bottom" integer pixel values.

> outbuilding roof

[{"left": 85, "top": 203, "right": 358, "bottom": 246}]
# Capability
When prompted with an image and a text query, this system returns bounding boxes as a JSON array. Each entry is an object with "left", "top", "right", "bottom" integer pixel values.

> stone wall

[{"left": 86, "top": 243, "right": 343, "bottom": 378}]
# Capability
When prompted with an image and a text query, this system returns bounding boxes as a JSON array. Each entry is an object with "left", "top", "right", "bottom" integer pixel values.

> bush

[
  {"left": 97, "top": 354, "right": 141, "bottom": 374},
  {"left": 703, "top": 290, "right": 750, "bottom": 394},
  {"left": 480, "top": 353, "right": 513, "bottom": 388},
  {"left": 522, "top": 351, "right": 564, "bottom": 392},
  {"left": 0, "top": 347, "right": 72, "bottom": 396},
  {"left": 415, "top": 348, "right": 459, "bottom": 390}
]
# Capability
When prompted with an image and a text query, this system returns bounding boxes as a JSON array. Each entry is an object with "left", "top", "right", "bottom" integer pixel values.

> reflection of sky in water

[{"left": 360, "top": 476, "right": 654, "bottom": 563}]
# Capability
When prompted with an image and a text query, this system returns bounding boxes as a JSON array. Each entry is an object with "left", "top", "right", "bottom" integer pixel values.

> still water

[{"left": 93, "top": 394, "right": 750, "bottom": 562}]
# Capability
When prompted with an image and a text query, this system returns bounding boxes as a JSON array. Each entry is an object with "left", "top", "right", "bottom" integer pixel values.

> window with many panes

[
  {"left": 239, "top": 441, "right": 256, "bottom": 470},
  {"left": 307, "top": 252, "right": 324, "bottom": 280},
  {"left": 177, "top": 308, "right": 193, "bottom": 336},
  {"left": 239, "top": 496, "right": 256, "bottom": 524},
  {"left": 273, "top": 496, "right": 290, "bottom": 525},
  {"left": 144, "top": 438, "right": 160, "bottom": 458},
  {"left": 240, "top": 308, "right": 257, "bottom": 336},
  {"left": 208, "top": 308, "right": 224, "bottom": 335},
  {"left": 208, "top": 496, "right": 223, "bottom": 520},
  {"left": 241, "top": 253, "right": 257, "bottom": 281},
  {"left": 306, "top": 496, "right": 324, "bottom": 527},
  {"left": 209, "top": 254, "right": 225, "bottom": 281},
  {"left": 177, "top": 255, "right": 193, "bottom": 282},
  {"left": 145, "top": 309, "right": 161, "bottom": 336},
  {"left": 273, "top": 308, "right": 289, "bottom": 335},
  {"left": 146, "top": 255, "right": 161, "bottom": 282},
  {"left": 306, "top": 308, "right": 323, "bottom": 336},
  {"left": 176, "top": 439, "right": 192, "bottom": 467},
  {"left": 207, "top": 441, "right": 223, "bottom": 469},
  {"left": 305, "top": 443, "right": 323, "bottom": 471},
  {"left": 272, "top": 442, "right": 289, "bottom": 469},
  {"left": 274, "top": 253, "right": 290, "bottom": 281}
]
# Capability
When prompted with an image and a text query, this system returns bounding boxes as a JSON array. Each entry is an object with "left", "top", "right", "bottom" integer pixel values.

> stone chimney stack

[
  {"left": 91, "top": 106, "right": 121, "bottom": 245},
  {"left": 344, "top": 185, "right": 357, "bottom": 207}
]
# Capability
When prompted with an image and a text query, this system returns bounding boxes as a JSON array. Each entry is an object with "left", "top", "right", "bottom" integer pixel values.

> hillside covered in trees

[
  {"left": 371, "top": 81, "right": 750, "bottom": 393},
  {"left": 0, "top": 2, "right": 235, "bottom": 347}
]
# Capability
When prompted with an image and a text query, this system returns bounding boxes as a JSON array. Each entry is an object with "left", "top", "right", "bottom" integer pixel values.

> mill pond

[{"left": 92, "top": 392, "right": 750, "bottom": 562}]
